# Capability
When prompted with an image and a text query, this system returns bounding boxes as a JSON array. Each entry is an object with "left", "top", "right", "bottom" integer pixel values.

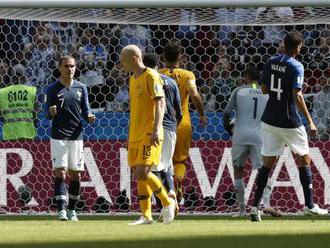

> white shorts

[
  {"left": 232, "top": 144, "right": 262, "bottom": 170},
  {"left": 261, "top": 123, "right": 309, "bottom": 157},
  {"left": 152, "top": 129, "right": 176, "bottom": 173},
  {"left": 50, "top": 139, "right": 85, "bottom": 171}
]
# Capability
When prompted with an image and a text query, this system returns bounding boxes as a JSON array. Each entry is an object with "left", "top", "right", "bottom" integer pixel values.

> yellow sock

[
  {"left": 146, "top": 173, "right": 171, "bottom": 207},
  {"left": 137, "top": 180, "right": 152, "bottom": 220},
  {"left": 174, "top": 162, "right": 186, "bottom": 181}
]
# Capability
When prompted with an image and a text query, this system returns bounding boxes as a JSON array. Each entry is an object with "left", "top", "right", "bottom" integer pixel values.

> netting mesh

[
  {"left": 0, "top": 6, "right": 329, "bottom": 215},
  {"left": 0, "top": 7, "right": 329, "bottom": 25}
]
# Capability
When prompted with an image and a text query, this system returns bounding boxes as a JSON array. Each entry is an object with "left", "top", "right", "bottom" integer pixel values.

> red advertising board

[{"left": 0, "top": 141, "right": 329, "bottom": 214}]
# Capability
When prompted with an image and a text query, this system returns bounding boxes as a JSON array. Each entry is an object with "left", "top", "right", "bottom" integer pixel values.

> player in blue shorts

[{"left": 250, "top": 32, "right": 328, "bottom": 221}]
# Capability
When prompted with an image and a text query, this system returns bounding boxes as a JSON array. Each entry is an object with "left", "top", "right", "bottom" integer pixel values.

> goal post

[{"left": 0, "top": 1, "right": 329, "bottom": 215}]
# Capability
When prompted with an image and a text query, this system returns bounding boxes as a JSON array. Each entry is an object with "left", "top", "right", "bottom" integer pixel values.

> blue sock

[
  {"left": 253, "top": 167, "right": 270, "bottom": 208},
  {"left": 299, "top": 166, "right": 314, "bottom": 209},
  {"left": 54, "top": 177, "right": 67, "bottom": 211},
  {"left": 68, "top": 180, "right": 80, "bottom": 210}
]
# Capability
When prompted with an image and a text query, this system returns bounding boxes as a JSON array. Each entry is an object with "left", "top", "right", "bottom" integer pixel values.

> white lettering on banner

[
  {"left": 0, "top": 146, "right": 329, "bottom": 207},
  {"left": 189, "top": 147, "right": 258, "bottom": 202},
  {"left": 120, "top": 148, "right": 131, "bottom": 201},
  {"left": 309, "top": 148, "right": 330, "bottom": 204},
  {"left": 82, "top": 147, "right": 112, "bottom": 204},
  {"left": 0, "top": 148, "right": 38, "bottom": 206},
  {"left": 190, "top": 147, "right": 329, "bottom": 205},
  {"left": 190, "top": 147, "right": 234, "bottom": 197},
  {"left": 270, "top": 148, "right": 304, "bottom": 204}
]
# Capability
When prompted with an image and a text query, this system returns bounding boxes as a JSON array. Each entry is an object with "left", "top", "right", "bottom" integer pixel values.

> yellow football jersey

[
  {"left": 129, "top": 68, "right": 164, "bottom": 143},
  {"left": 159, "top": 67, "right": 196, "bottom": 123}
]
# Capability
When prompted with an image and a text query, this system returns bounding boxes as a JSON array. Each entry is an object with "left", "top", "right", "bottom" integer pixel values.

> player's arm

[
  {"left": 261, "top": 65, "right": 269, "bottom": 94},
  {"left": 45, "top": 86, "right": 57, "bottom": 119},
  {"left": 292, "top": 65, "right": 317, "bottom": 137},
  {"left": 293, "top": 89, "right": 317, "bottom": 136},
  {"left": 149, "top": 72, "right": 165, "bottom": 146},
  {"left": 222, "top": 88, "right": 238, "bottom": 136},
  {"left": 188, "top": 82, "right": 207, "bottom": 127},
  {"left": 173, "top": 83, "right": 183, "bottom": 125},
  {"left": 81, "top": 85, "right": 95, "bottom": 123},
  {"left": 152, "top": 96, "right": 166, "bottom": 146},
  {"left": 261, "top": 84, "right": 268, "bottom": 94}
]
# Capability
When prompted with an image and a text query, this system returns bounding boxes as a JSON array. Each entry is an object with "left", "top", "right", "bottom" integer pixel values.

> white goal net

[{"left": 0, "top": 1, "right": 329, "bottom": 215}]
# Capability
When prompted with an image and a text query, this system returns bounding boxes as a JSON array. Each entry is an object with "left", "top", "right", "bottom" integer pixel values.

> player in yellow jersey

[
  {"left": 159, "top": 41, "right": 207, "bottom": 204},
  {"left": 120, "top": 45, "right": 175, "bottom": 225}
]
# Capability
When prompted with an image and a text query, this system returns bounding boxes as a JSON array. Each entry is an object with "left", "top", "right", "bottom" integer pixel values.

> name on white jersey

[{"left": 249, "top": 89, "right": 262, "bottom": 95}]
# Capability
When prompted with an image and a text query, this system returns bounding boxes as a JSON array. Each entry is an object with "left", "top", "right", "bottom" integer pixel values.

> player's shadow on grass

[{"left": 1, "top": 233, "right": 329, "bottom": 248}]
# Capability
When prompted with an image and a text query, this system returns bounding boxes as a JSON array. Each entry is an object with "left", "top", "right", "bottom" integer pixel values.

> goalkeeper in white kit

[{"left": 223, "top": 66, "right": 281, "bottom": 217}]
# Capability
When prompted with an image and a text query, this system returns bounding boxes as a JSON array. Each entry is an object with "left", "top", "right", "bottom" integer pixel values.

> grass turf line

[{"left": 0, "top": 216, "right": 329, "bottom": 248}]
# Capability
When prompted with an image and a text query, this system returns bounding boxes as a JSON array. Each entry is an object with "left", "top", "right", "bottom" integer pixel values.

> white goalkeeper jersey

[{"left": 224, "top": 84, "right": 268, "bottom": 145}]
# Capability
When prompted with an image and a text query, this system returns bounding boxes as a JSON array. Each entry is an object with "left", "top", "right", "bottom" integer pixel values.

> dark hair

[
  {"left": 143, "top": 53, "right": 159, "bottom": 68},
  {"left": 163, "top": 40, "right": 181, "bottom": 64},
  {"left": 59, "top": 55, "right": 76, "bottom": 66},
  {"left": 284, "top": 31, "right": 304, "bottom": 53},
  {"left": 243, "top": 66, "right": 260, "bottom": 82}
]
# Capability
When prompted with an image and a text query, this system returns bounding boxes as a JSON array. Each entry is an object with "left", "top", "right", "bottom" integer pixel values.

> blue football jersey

[
  {"left": 261, "top": 54, "right": 304, "bottom": 128},
  {"left": 161, "top": 74, "right": 182, "bottom": 132},
  {"left": 46, "top": 80, "right": 92, "bottom": 140}
]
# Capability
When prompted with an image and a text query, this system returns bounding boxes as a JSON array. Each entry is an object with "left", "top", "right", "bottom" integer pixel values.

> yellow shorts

[
  {"left": 173, "top": 121, "right": 192, "bottom": 164},
  {"left": 128, "top": 140, "right": 163, "bottom": 166}
]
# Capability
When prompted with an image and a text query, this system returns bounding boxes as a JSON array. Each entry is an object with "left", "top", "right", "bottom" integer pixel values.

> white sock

[{"left": 234, "top": 178, "right": 245, "bottom": 211}]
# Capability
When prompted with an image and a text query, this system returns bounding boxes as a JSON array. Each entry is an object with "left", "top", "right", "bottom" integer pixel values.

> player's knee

[
  {"left": 54, "top": 168, "right": 66, "bottom": 179},
  {"left": 263, "top": 156, "right": 277, "bottom": 169},
  {"left": 136, "top": 173, "right": 148, "bottom": 181},
  {"left": 134, "top": 166, "right": 149, "bottom": 181},
  {"left": 68, "top": 170, "right": 81, "bottom": 181},
  {"left": 297, "top": 154, "right": 311, "bottom": 167},
  {"left": 234, "top": 166, "right": 244, "bottom": 179},
  {"left": 174, "top": 163, "right": 186, "bottom": 181}
]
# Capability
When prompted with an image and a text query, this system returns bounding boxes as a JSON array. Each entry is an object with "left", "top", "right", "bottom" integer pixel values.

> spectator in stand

[
  {"left": 209, "top": 55, "right": 236, "bottom": 111},
  {"left": 48, "top": 22, "right": 78, "bottom": 55},
  {"left": 24, "top": 30, "right": 56, "bottom": 88},
  {"left": 313, "top": 77, "right": 330, "bottom": 141},
  {"left": 105, "top": 64, "right": 129, "bottom": 112},
  {"left": 200, "top": 78, "right": 217, "bottom": 111},
  {"left": 0, "top": 60, "right": 9, "bottom": 88},
  {"left": 77, "top": 28, "right": 109, "bottom": 112},
  {"left": 107, "top": 24, "right": 154, "bottom": 64},
  {"left": 257, "top": 8, "right": 292, "bottom": 50}
]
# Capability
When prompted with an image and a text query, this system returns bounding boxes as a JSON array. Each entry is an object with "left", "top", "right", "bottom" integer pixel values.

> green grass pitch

[{"left": 0, "top": 215, "right": 329, "bottom": 248}]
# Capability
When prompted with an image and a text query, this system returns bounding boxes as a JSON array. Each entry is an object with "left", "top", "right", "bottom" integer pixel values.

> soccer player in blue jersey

[
  {"left": 250, "top": 32, "right": 328, "bottom": 221},
  {"left": 46, "top": 55, "right": 96, "bottom": 221},
  {"left": 143, "top": 53, "right": 183, "bottom": 216}
]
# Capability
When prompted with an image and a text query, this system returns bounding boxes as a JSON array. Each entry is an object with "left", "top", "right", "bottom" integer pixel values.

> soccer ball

[{"left": 17, "top": 185, "right": 32, "bottom": 205}]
